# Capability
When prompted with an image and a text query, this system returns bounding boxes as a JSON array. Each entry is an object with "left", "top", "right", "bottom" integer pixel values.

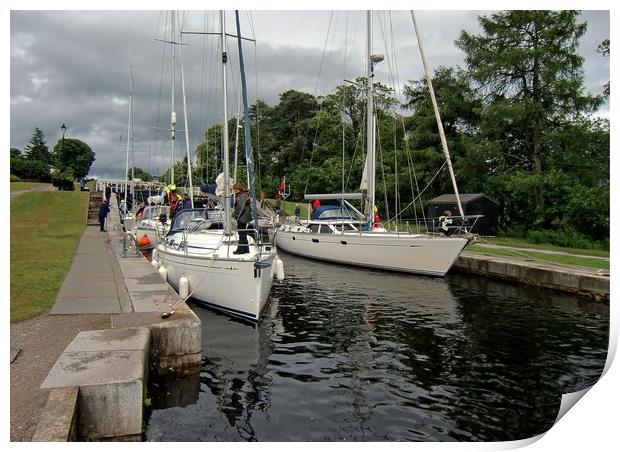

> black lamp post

[{"left": 60, "top": 123, "right": 67, "bottom": 189}]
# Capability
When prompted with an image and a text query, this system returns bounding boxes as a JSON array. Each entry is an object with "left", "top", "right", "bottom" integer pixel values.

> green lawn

[
  {"left": 465, "top": 244, "right": 609, "bottom": 270},
  {"left": 479, "top": 236, "right": 609, "bottom": 257},
  {"left": 10, "top": 190, "right": 89, "bottom": 322},
  {"left": 10, "top": 182, "right": 51, "bottom": 191}
]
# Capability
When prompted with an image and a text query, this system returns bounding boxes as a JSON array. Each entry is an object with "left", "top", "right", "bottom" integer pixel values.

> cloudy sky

[{"left": 9, "top": 5, "right": 611, "bottom": 180}]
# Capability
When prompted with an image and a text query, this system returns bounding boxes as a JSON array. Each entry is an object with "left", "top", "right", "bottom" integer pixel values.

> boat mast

[
  {"left": 234, "top": 10, "right": 259, "bottom": 236},
  {"left": 410, "top": 11, "right": 465, "bottom": 219},
  {"left": 233, "top": 95, "right": 241, "bottom": 183},
  {"left": 170, "top": 10, "right": 177, "bottom": 186},
  {"left": 220, "top": 11, "right": 231, "bottom": 234},
  {"left": 178, "top": 27, "right": 195, "bottom": 208},
  {"left": 124, "top": 68, "right": 133, "bottom": 211},
  {"left": 365, "top": 11, "right": 376, "bottom": 222}
]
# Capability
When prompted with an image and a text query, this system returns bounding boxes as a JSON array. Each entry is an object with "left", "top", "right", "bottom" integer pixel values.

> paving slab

[{"left": 63, "top": 327, "right": 151, "bottom": 353}]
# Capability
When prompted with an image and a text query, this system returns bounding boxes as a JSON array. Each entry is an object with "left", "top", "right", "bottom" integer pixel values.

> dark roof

[{"left": 428, "top": 193, "right": 499, "bottom": 205}]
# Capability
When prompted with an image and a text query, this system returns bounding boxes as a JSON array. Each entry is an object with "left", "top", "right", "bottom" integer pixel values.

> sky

[{"left": 8, "top": 6, "right": 611, "bottom": 180}]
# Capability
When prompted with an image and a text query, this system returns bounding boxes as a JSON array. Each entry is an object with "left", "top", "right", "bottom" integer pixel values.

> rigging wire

[{"left": 302, "top": 10, "right": 335, "bottom": 197}]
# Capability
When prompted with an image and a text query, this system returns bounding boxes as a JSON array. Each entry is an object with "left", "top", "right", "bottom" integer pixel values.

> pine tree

[{"left": 23, "top": 127, "right": 52, "bottom": 164}]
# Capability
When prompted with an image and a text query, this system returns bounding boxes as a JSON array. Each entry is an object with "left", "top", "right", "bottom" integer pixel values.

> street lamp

[{"left": 60, "top": 123, "right": 67, "bottom": 188}]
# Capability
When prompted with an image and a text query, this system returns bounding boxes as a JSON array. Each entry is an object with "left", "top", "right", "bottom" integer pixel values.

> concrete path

[
  {"left": 50, "top": 226, "right": 132, "bottom": 315},
  {"left": 10, "top": 184, "right": 55, "bottom": 197}
]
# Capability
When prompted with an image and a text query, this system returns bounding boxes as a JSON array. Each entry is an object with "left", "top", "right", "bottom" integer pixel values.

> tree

[
  {"left": 128, "top": 167, "right": 152, "bottom": 181},
  {"left": 597, "top": 38, "right": 610, "bottom": 97},
  {"left": 52, "top": 138, "right": 95, "bottom": 179},
  {"left": 456, "top": 10, "right": 605, "bottom": 226},
  {"left": 456, "top": 11, "right": 603, "bottom": 175},
  {"left": 23, "top": 128, "right": 52, "bottom": 164},
  {"left": 10, "top": 148, "right": 22, "bottom": 159}
]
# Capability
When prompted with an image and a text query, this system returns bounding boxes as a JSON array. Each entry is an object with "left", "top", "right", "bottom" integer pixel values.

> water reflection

[{"left": 145, "top": 252, "right": 609, "bottom": 442}]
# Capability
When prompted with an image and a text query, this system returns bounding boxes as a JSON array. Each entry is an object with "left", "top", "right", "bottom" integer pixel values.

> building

[{"left": 427, "top": 193, "right": 500, "bottom": 236}]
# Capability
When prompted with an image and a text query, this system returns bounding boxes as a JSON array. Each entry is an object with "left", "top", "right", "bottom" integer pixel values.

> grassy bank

[
  {"left": 465, "top": 244, "right": 609, "bottom": 270},
  {"left": 10, "top": 182, "right": 51, "bottom": 191},
  {"left": 479, "top": 237, "right": 609, "bottom": 257},
  {"left": 10, "top": 190, "right": 89, "bottom": 322}
]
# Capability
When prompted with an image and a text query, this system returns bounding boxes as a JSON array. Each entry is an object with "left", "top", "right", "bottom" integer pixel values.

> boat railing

[{"left": 382, "top": 214, "right": 483, "bottom": 235}]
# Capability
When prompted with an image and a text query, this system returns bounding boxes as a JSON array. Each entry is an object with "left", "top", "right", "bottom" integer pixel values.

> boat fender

[
  {"left": 275, "top": 256, "right": 285, "bottom": 281},
  {"left": 151, "top": 258, "right": 159, "bottom": 270},
  {"left": 179, "top": 275, "right": 189, "bottom": 299},
  {"left": 152, "top": 248, "right": 158, "bottom": 261},
  {"left": 158, "top": 265, "right": 168, "bottom": 282},
  {"left": 139, "top": 234, "right": 151, "bottom": 248}
]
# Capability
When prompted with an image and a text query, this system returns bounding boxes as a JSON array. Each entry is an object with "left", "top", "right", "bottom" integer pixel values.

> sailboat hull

[
  {"left": 276, "top": 228, "right": 468, "bottom": 277},
  {"left": 157, "top": 238, "right": 277, "bottom": 322}
]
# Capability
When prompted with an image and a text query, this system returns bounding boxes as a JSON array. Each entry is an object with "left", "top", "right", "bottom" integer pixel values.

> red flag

[{"left": 277, "top": 176, "right": 286, "bottom": 194}]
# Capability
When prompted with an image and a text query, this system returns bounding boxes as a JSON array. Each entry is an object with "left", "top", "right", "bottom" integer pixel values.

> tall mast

[
  {"left": 365, "top": 11, "right": 376, "bottom": 221},
  {"left": 124, "top": 68, "right": 133, "bottom": 211},
  {"left": 220, "top": 11, "right": 231, "bottom": 234},
  {"left": 170, "top": 10, "right": 177, "bottom": 186},
  {"left": 410, "top": 11, "right": 465, "bottom": 219},
  {"left": 235, "top": 10, "right": 258, "bottom": 236},
  {"left": 179, "top": 27, "right": 195, "bottom": 208}
]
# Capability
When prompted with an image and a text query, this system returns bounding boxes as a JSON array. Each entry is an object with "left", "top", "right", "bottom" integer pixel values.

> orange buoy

[{"left": 138, "top": 234, "right": 151, "bottom": 248}]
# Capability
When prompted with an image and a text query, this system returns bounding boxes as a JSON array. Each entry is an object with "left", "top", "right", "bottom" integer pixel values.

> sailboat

[
  {"left": 155, "top": 10, "right": 284, "bottom": 323},
  {"left": 275, "top": 11, "right": 470, "bottom": 277}
]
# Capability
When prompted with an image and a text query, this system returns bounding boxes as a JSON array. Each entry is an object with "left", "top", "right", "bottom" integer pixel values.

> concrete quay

[
  {"left": 31, "top": 192, "right": 202, "bottom": 441},
  {"left": 455, "top": 251, "right": 609, "bottom": 302}
]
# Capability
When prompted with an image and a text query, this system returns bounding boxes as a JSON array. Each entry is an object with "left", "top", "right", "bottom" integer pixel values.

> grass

[
  {"left": 10, "top": 182, "right": 51, "bottom": 191},
  {"left": 479, "top": 236, "right": 610, "bottom": 257},
  {"left": 465, "top": 243, "right": 609, "bottom": 270},
  {"left": 10, "top": 190, "right": 89, "bottom": 322},
  {"left": 268, "top": 199, "right": 310, "bottom": 218}
]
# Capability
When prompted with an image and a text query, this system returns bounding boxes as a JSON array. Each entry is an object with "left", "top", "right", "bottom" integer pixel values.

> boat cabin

[{"left": 168, "top": 208, "right": 224, "bottom": 233}]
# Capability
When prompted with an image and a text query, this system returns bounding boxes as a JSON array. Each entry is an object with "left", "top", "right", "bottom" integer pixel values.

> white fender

[
  {"left": 151, "top": 258, "right": 159, "bottom": 270},
  {"left": 158, "top": 265, "right": 168, "bottom": 282},
  {"left": 179, "top": 275, "right": 189, "bottom": 299},
  {"left": 275, "top": 256, "right": 285, "bottom": 281},
  {"left": 152, "top": 248, "right": 158, "bottom": 261}
]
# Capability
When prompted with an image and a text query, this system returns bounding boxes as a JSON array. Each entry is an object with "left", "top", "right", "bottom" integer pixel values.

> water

[{"left": 144, "top": 253, "right": 609, "bottom": 442}]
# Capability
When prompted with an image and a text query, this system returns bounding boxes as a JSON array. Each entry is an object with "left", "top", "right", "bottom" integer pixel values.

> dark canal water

[{"left": 144, "top": 253, "right": 609, "bottom": 442}]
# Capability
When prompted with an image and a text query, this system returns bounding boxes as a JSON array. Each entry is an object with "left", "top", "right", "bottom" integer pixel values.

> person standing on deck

[
  {"left": 104, "top": 184, "right": 112, "bottom": 202},
  {"left": 232, "top": 182, "right": 252, "bottom": 255},
  {"left": 98, "top": 199, "right": 110, "bottom": 232},
  {"left": 439, "top": 210, "right": 453, "bottom": 235}
]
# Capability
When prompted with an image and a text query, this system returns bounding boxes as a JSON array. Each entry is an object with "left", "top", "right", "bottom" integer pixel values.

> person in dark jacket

[
  {"left": 105, "top": 184, "right": 112, "bottom": 202},
  {"left": 232, "top": 182, "right": 252, "bottom": 254},
  {"left": 98, "top": 199, "right": 110, "bottom": 232}
]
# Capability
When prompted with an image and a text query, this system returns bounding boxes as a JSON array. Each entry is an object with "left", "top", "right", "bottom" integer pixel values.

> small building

[{"left": 427, "top": 193, "right": 500, "bottom": 236}]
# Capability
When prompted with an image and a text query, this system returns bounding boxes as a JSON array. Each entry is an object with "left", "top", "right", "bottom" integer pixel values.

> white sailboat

[
  {"left": 275, "top": 11, "right": 470, "bottom": 277},
  {"left": 155, "top": 10, "right": 283, "bottom": 323}
]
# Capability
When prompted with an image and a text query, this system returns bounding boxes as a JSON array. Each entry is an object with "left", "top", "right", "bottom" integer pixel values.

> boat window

[
  {"left": 308, "top": 224, "right": 320, "bottom": 234},
  {"left": 333, "top": 223, "right": 357, "bottom": 232},
  {"left": 319, "top": 225, "right": 332, "bottom": 234},
  {"left": 169, "top": 209, "right": 207, "bottom": 232}
]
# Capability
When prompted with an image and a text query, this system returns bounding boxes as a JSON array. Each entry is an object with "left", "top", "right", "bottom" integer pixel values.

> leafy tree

[
  {"left": 597, "top": 38, "right": 610, "bottom": 97},
  {"left": 128, "top": 167, "right": 152, "bottom": 181},
  {"left": 456, "top": 10, "right": 603, "bottom": 175},
  {"left": 11, "top": 148, "right": 22, "bottom": 159},
  {"left": 52, "top": 138, "right": 95, "bottom": 179},
  {"left": 24, "top": 128, "right": 52, "bottom": 164}
]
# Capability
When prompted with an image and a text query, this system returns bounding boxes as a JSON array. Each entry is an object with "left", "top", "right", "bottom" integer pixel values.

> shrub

[{"left": 10, "top": 175, "right": 22, "bottom": 182}]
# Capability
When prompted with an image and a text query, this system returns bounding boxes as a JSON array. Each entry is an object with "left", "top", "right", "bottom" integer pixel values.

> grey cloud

[{"left": 10, "top": 10, "right": 610, "bottom": 179}]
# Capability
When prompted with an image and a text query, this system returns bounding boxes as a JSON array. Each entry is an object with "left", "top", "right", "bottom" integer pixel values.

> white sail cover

[
  {"left": 215, "top": 172, "right": 233, "bottom": 197},
  {"left": 359, "top": 153, "right": 369, "bottom": 191}
]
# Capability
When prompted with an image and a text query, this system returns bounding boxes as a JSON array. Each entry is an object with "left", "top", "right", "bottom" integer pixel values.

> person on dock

[
  {"left": 105, "top": 184, "right": 112, "bottom": 202},
  {"left": 439, "top": 210, "right": 453, "bottom": 235},
  {"left": 166, "top": 185, "right": 182, "bottom": 219},
  {"left": 98, "top": 199, "right": 110, "bottom": 232},
  {"left": 295, "top": 204, "right": 301, "bottom": 218},
  {"left": 373, "top": 205, "right": 383, "bottom": 229},
  {"left": 232, "top": 182, "right": 252, "bottom": 255}
]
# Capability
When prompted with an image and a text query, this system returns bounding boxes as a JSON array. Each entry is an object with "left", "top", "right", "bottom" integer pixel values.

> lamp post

[{"left": 59, "top": 123, "right": 68, "bottom": 190}]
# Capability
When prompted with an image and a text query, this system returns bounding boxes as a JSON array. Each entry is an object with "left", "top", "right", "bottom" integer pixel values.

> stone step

[{"left": 40, "top": 327, "right": 151, "bottom": 440}]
